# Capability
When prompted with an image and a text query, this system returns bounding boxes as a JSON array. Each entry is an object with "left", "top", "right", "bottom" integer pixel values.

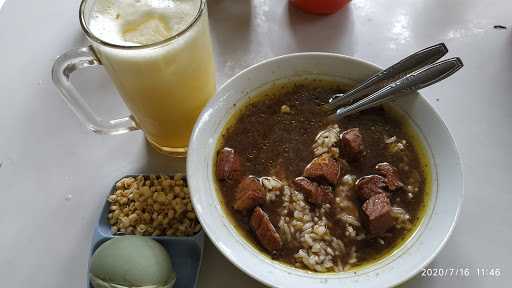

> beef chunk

[
  {"left": 340, "top": 128, "right": 364, "bottom": 160},
  {"left": 362, "top": 193, "right": 395, "bottom": 235},
  {"left": 312, "top": 185, "right": 333, "bottom": 205},
  {"left": 294, "top": 177, "right": 333, "bottom": 205},
  {"left": 250, "top": 207, "right": 282, "bottom": 252},
  {"left": 375, "top": 162, "right": 403, "bottom": 190},
  {"left": 216, "top": 147, "right": 241, "bottom": 181},
  {"left": 234, "top": 176, "right": 266, "bottom": 212},
  {"left": 303, "top": 154, "right": 341, "bottom": 185},
  {"left": 293, "top": 176, "right": 317, "bottom": 196},
  {"left": 356, "top": 175, "right": 388, "bottom": 200}
]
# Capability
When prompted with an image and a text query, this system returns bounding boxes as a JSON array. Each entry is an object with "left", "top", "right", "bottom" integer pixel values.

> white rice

[
  {"left": 274, "top": 183, "right": 356, "bottom": 272},
  {"left": 312, "top": 124, "right": 341, "bottom": 157}
]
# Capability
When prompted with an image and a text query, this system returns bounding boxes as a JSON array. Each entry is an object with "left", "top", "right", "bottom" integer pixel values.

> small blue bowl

[{"left": 88, "top": 175, "right": 205, "bottom": 288}]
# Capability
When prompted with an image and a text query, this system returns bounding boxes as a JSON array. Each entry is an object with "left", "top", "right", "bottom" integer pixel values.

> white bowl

[{"left": 187, "top": 53, "right": 463, "bottom": 288}]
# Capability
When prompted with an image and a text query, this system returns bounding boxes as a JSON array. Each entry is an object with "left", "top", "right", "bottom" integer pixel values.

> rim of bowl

[{"left": 187, "top": 52, "right": 464, "bottom": 287}]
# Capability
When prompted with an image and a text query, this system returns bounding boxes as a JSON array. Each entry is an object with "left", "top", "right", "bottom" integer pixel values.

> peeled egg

[{"left": 89, "top": 236, "right": 176, "bottom": 288}]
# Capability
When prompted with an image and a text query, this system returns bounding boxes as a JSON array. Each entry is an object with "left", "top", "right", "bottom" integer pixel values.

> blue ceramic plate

[{"left": 88, "top": 175, "right": 205, "bottom": 288}]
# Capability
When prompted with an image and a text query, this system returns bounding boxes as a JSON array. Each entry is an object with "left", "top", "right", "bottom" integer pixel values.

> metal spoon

[
  {"left": 322, "top": 43, "right": 449, "bottom": 113},
  {"left": 328, "top": 57, "right": 463, "bottom": 121}
]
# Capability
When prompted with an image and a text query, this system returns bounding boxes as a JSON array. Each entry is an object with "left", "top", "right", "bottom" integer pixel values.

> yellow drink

[{"left": 87, "top": 0, "right": 215, "bottom": 155}]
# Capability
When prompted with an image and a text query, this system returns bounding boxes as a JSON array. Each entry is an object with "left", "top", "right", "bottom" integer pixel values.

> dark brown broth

[{"left": 216, "top": 78, "right": 429, "bottom": 269}]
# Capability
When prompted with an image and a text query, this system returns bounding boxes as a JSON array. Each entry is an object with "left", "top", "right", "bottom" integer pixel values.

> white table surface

[{"left": 0, "top": 0, "right": 511, "bottom": 287}]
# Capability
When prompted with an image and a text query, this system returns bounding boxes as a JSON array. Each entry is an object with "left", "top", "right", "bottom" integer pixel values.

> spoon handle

[
  {"left": 325, "top": 43, "right": 449, "bottom": 112},
  {"left": 330, "top": 57, "right": 463, "bottom": 120}
]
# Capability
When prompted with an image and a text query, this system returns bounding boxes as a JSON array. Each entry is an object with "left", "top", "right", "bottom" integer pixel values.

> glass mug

[{"left": 52, "top": 0, "right": 215, "bottom": 156}]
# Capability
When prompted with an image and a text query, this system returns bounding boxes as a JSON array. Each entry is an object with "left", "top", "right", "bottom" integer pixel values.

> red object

[{"left": 290, "top": 0, "right": 350, "bottom": 15}]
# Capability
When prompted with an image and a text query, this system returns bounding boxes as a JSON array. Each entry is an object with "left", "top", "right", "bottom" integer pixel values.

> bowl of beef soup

[{"left": 187, "top": 53, "right": 463, "bottom": 287}]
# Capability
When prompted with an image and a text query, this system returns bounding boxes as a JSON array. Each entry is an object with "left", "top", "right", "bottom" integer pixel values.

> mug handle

[{"left": 52, "top": 45, "right": 139, "bottom": 134}]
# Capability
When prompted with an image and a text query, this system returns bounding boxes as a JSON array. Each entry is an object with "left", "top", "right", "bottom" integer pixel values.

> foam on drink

[{"left": 88, "top": 0, "right": 201, "bottom": 46}]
